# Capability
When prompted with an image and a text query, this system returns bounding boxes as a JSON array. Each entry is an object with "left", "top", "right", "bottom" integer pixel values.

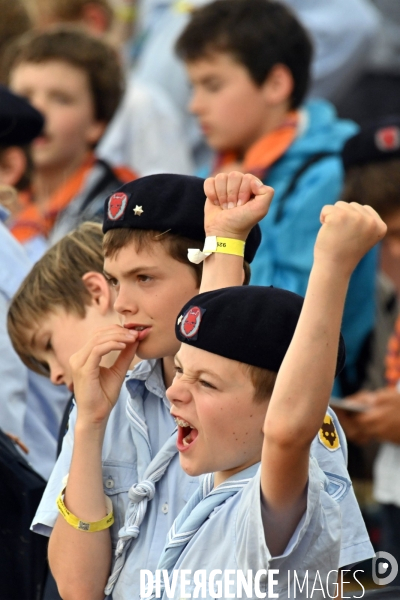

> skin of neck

[
  {"left": 240, "top": 100, "right": 293, "bottom": 158},
  {"left": 162, "top": 355, "right": 177, "bottom": 389}
]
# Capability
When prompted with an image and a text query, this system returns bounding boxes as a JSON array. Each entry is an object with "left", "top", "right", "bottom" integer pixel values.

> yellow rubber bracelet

[{"left": 56, "top": 489, "right": 114, "bottom": 532}]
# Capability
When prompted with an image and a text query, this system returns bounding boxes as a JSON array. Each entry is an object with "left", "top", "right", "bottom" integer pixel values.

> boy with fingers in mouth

[
  {"left": 13, "top": 172, "right": 374, "bottom": 598},
  {"left": 24, "top": 172, "right": 266, "bottom": 599}
]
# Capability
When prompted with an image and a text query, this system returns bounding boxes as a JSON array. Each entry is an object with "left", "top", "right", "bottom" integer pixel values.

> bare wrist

[{"left": 204, "top": 229, "right": 248, "bottom": 242}]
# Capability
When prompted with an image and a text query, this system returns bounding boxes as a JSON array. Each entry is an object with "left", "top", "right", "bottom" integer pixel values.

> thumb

[{"left": 248, "top": 182, "right": 274, "bottom": 220}]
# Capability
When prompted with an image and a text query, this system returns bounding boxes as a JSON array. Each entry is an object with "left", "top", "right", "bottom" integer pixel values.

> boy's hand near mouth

[{"left": 70, "top": 325, "right": 139, "bottom": 427}]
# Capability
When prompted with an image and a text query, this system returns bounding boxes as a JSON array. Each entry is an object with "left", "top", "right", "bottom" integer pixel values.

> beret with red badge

[
  {"left": 102, "top": 173, "right": 261, "bottom": 263},
  {"left": 342, "top": 117, "right": 400, "bottom": 169},
  {"left": 176, "top": 286, "right": 346, "bottom": 376},
  {"left": 0, "top": 85, "right": 44, "bottom": 147}
]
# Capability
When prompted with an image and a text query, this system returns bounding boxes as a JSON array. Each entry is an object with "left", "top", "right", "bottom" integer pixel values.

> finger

[
  {"left": 236, "top": 174, "right": 254, "bottom": 206},
  {"left": 319, "top": 204, "right": 335, "bottom": 224},
  {"left": 109, "top": 339, "right": 139, "bottom": 380},
  {"left": 214, "top": 173, "right": 228, "bottom": 209},
  {"left": 248, "top": 185, "right": 274, "bottom": 219},
  {"left": 226, "top": 171, "right": 244, "bottom": 208},
  {"left": 77, "top": 339, "right": 135, "bottom": 374},
  {"left": 5, "top": 432, "right": 29, "bottom": 454},
  {"left": 204, "top": 178, "right": 218, "bottom": 205},
  {"left": 72, "top": 329, "right": 138, "bottom": 368}
]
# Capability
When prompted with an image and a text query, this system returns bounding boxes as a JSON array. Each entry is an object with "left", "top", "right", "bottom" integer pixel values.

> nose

[
  {"left": 48, "top": 358, "right": 65, "bottom": 386},
  {"left": 27, "top": 92, "right": 48, "bottom": 116},
  {"left": 166, "top": 375, "right": 192, "bottom": 406},
  {"left": 113, "top": 286, "right": 139, "bottom": 317},
  {"left": 188, "top": 89, "right": 203, "bottom": 116}
]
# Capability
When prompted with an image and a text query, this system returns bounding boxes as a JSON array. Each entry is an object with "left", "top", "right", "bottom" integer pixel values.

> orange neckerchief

[
  {"left": 214, "top": 111, "right": 299, "bottom": 178},
  {"left": 385, "top": 315, "right": 400, "bottom": 387},
  {"left": 11, "top": 157, "right": 136, "bottom": 243},
  {"left": 11, "top": 153, "right": 96, "bottom": 243}
]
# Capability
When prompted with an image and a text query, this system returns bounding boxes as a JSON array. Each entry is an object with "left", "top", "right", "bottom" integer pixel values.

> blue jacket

[{"left": 250, "top": 99, "right": 378, "bottom": 395}]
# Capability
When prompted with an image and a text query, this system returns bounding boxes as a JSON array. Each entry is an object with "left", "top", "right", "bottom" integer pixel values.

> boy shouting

[{"left": 141, "top": 201, "right": 386, "bottom": 599}]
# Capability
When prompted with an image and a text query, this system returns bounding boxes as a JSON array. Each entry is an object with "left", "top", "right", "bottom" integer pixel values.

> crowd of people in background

[{"left": 2, "top": 0, "right": 400, "bottom": 599}]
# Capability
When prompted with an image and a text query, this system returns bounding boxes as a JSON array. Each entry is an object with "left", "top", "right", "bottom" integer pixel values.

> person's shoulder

[{"left": 298, "top": 100, "right": 358, "bottom": 146}]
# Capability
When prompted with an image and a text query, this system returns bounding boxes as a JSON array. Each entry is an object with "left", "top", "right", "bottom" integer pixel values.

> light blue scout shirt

[
  {"left": 32, "top": 360, "right": 198, "bottom": 599},
  {"left": 145, "top": 457, "right": 343, "bottom": 600},
  {"left": 32, "top": 360, "right": 373, "bottom": 597},
  {"left": 0, "top": 211, "right": 70, "bottom": 480}
]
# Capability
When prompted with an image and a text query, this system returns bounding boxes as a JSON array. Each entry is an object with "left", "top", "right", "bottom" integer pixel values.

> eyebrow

[
  {"left": 174, "top": 355, "right": 224, "bottom": 382},
  {"left": 103, "top": 265, "right": 159, "bottom": 279}
]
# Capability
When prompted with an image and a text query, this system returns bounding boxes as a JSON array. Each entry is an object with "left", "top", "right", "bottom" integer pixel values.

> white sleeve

[
  {"left": 31, "top": 403, "right": 77, "bottom": 536},
  {"left": 98, "top": 80, "right": 194, "bottom": 177}
]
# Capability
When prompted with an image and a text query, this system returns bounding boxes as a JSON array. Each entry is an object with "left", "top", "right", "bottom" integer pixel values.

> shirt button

[
  {"left": 105, "top": 478, "right": 114, "bottom": 489},
  {"left": 162, "top": 502, "right": 169, "bottom": 514}
]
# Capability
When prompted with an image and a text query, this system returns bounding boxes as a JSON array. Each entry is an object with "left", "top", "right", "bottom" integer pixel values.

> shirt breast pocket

[
  {"left": 323, "top": 471, "right": 351, "bottom": 503},
  {"left": 102, "top": 461, "right": 138, "bottom": 549}
]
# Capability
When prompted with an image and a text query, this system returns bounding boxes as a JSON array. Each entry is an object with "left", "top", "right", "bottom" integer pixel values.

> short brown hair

[
  {"left": 103, "top": 228, "right": 251, "bottom": 287},
  {"left": 8, "top": 222, "right": 104, "bottom": 373},
  {"left": 342, "top": 159, "right": 400, "bottom": 219},
  {"left": 176, "top": 0, "right": 312, "bottom": 109},
  {"left": 0, "top": 0, "right": 32, "bottom": 83},
  {"left": 3, "top": 26, "right": 123, "bottom": 123},
  {"left": 245, "top": 364, "right": 277, "bottom": 403}
]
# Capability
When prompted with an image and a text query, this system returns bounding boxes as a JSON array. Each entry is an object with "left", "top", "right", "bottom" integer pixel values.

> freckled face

[{"left": 167, "top": 344, "right": 267, "bottom": 484}]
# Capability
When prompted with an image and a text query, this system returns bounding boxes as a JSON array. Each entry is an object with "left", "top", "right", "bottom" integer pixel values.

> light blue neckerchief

[
  {"left": 105, "top": 385, "right": 178, "bottom": 595},
  {"left": 141, "top": 462, "right": 260, "bottom": 599}
]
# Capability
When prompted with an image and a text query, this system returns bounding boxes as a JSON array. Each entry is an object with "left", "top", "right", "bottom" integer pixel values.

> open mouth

[{"left": 175, "top": 417, "right": 199, "bottom": 451}]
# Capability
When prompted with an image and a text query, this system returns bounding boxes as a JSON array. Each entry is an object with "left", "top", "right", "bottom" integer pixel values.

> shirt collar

[{"left": 126, "top": 359, "right": 169, "bottom": 409}]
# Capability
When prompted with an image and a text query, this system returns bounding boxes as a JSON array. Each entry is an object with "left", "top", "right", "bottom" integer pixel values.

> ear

[
  {"left": 0, "top": 147, "right": 27, "bottom": 187},
  {"left": 80, "top": 3, "right": 111, "bottom": 35},
  {"left": 85, "top": 119, "right": 107, "bottom": 146},
  {"left": 262, "top": 64, "right": 294, "bottom": 107},
  {"left": 81, "top": 271, "right": 113, "bottom": 315}
]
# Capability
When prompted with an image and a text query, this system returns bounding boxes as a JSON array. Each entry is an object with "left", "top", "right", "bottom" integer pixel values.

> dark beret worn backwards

[
  {"left": 102, "top": 174, "right": 261, "bottom": 263},
  {"left": 342, "top": 116, "right": 400, "bottom": 169},
  {"left": 0, "top": 85, "right": 44, "bottom": 146},
  {"left": 176, "top": 286, "right": 346, "bottom": 376}
]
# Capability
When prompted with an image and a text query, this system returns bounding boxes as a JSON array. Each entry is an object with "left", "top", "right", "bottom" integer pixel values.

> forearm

[
  {"left": 266, "top": 261, "right": 349, "bottom": 446},
  {"left": 49, "top": 421, "right": 112, "bottom": 600},
  {"left": 261, "top": 261, "right": 349, "bottom": 543},
  {"left": 199, "top": 252, "right": 244, "bottom": 293}
]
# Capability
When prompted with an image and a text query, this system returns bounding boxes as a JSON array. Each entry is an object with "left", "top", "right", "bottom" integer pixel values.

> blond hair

[{"left": 8, "top": 222, "right": 104, "bottom": 373}]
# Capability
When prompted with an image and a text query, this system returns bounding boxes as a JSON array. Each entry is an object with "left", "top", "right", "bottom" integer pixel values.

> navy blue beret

[
  {"left": 102, "top": 174, "right": 261, "bottom": 264},
  {"left": 176, "top": 286, "right": 346, "bottom": 376},
  {"left": 0, "top": 85, "right": 44, "bottom": 147},
  {"left": 342, "top": 117, "right": 400, "bottom": 169}
]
